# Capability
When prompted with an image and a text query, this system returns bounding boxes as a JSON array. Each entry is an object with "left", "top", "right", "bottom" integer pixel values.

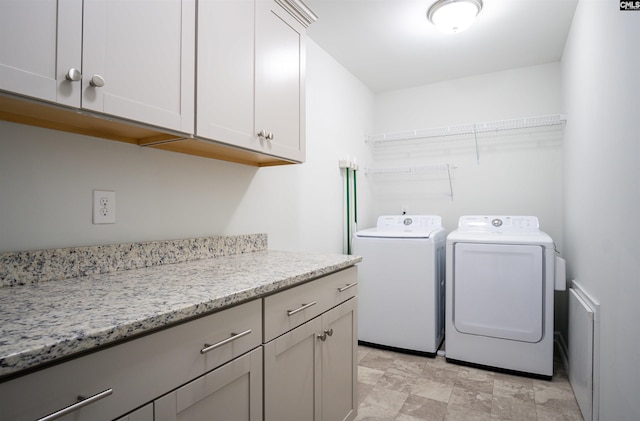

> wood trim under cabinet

[{"left": 0, "top": 92, "right": 297, "bottom": 167}]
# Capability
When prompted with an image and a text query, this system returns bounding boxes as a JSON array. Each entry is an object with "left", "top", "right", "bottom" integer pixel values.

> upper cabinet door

[
  {"left": 82, "top": 0, "right": 195, "bottom": 133},
  {"left": 255, "top": 0, "right": 306, "bottom": 162},
  {"left": 0, "top": 0, "right": 82, "bottom": 107},
  {"left": 196, "top": 0, "right": 255, "bottom": 146}
]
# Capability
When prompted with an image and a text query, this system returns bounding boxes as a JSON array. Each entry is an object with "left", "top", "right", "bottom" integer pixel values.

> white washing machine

[
  {"left": 446, "top": 215, "right": 565, "bottom": 378},
  {"left": 352, "top": 215, "right": 446, "bottom": 356}
]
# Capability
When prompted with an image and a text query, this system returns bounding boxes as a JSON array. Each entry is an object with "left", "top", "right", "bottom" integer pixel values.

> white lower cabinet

[
  {"left": 264, "top": 316, "right": 323, "bottom": 420},
  {"left": 154, "top": 347, "right": 263, "bottom": 421},
  {"left": 320, "top": 299, "right": 358, "bottom": 421},
  {"left": 263, "top": 267, "right": 358, "bottom": 421}
]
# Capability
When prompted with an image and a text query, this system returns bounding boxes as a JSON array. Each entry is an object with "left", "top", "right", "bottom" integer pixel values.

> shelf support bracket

[
  {"left": 473, "top": 125, "right": 480, "bottom": 164},
  {"left": 447, "top": 164, "right": 454, "bottom": 201}
]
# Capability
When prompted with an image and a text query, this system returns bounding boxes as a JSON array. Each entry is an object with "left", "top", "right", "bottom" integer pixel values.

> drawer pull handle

[
  {"left": 37, "top": 388, "right": 113, "bottom": 421},
  {"left": 287, "top": 301, "right": 317, "bottom": 316},
  {"left": 338, "top": 282, "right": 358, "bottom": 292},
  {"left": 201, "top": 329, "right": 253, "bottom": 354}
]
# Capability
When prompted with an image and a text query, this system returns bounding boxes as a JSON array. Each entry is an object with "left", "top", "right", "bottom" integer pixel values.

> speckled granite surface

[
  {"left": 0, "top": 249, "right": 360, "bottom": 379},
  {"left": 0, "top": 234, "right": 268, "bottom": 287}
]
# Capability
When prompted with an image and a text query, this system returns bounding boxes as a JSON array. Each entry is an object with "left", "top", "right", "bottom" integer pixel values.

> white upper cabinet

[
  {"left": 255, "top": 0, "right": 306, "bottom": 162},
  {"left": 82, "top": 0, "right": 194, "bottom": 133},
  {"left": 197, "top": 0, "right": 316, "bottom": 163},
  {"left": 196, "top": 0, "right": 255, "bottom": 146},
  {"left": 0, "top": 0, "right": 82, "bottom": 107},
  {"left": 0, "top": 0, "right": 315, "bottom": 165},
  {"left": 0, "top": 0, "right": 195, "bottom": 134}
]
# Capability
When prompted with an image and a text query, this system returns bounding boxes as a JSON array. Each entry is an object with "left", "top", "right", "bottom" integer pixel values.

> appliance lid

[{"left": 356, "top": 215, "right": 443, "bottom": 238}]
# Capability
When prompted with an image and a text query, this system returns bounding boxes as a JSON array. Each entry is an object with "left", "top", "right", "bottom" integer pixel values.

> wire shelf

[{"left": 364, "top": 114, "right": 567, "bottom": 144}]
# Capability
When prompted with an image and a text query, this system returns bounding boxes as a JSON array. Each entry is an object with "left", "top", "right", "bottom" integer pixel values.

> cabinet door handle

[
  {"left": 89, "top": 75, "right": 105, "bottom": 88},
  {"left": 287, "top": 301, "right": 317, "bottom": 316},
  {"left": 338, "top": 282, "right": 358, "bottom": 292},
  {"left": 65, "top": 68, "right": 82, "bottom": 82},
  {"left": 317, "top": 329, "right": 333, "bottom": 342},
  {"left": 257, "top": 129, "right": 266, "bottom": 138},
  {"left": 266, "top": 132, "right": 274, "bottom": 140},
  {"left": 201, "top": 329, "right": 253, "bottom": 354},
  {"left": 36, "top": 388, "right": 113, "bottom": 421}
]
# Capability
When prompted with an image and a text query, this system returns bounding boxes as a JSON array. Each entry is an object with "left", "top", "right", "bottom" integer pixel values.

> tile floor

[{"left": 355, "top": 345, "right": 584, "bottom": 421}]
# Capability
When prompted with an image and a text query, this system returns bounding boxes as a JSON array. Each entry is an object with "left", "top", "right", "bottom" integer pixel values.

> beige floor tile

[
  {"left": 533, "top": 380, "right": 577, "bottom": 404},
  {"left": 493, "top": 378, "right": 535, "bottom": 402},
  {"left": 378, "top": 369, "right": 418, "bottom": 394},
  {"left": 359, "top": 350, "right": 396, "bottom": 371},
  {"left": 399, "top": 394, "right": 448, "bottom": 421},
  {"left": 363, "top": 385, "right": 410, "bottom": 414},
  {"left": 395, "top": 413, "right": 433, "bottom": 421},
  {"left": 448, "top": 384, "right": 493, "bottom": 414},
  {"left": 359, "top": 365, "right": 386, "bottom": 386},
  {"left": 536, "top": 401, "right": 584, "bottom": 421},
  {"left": 358, "top": 381, "right": 374, "bottom": 404},
  {"left": 359, "top": 347, "right": 372, "bottom": 362},
  {"left": 410, "top": 377, "right": 455, "bottom": 403},
  {"left": 355, "top": 402, "right": 401, "bottom": 421},
  {"left": 454, "top": 376, "right": 495, "bottom": 395},
  {"left": 389, "top": 357, "right": 427, "bottom": 377},
  {"left": 421, "top": 363, "right": 460, "bottom": 386},
  {"left": 356, "top": 345, "right": 584, "bottom": 421},
  {"left": 491, "top": 395, "right": 538, "bottom": 420},
  {"left": 444, "top": 405, "right": 492, "bottom": 421}
]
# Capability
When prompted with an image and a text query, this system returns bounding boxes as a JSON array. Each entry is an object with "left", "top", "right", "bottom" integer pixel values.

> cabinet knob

[
  {"left": 258, "top": 131, "right": 274, "bottom": 141},
  {"left": 89, "top": 75, "right": 105, "bottom": 88},
  {"left": 65, "top": 68, "right": 82, "bottom": 82},
  {"left": 317, "top": 329, "right": 333, "bottom": 342}
]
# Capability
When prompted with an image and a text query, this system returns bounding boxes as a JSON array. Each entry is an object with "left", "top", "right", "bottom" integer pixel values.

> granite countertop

[{"left": 0, "top": 249, "right": 361, "bottom": 381}]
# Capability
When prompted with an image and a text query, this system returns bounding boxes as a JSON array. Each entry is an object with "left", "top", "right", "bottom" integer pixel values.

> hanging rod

[
  {"left": 364, "top": 163, "right": 455, "bottom": 174},
  {"left": 364, "top": 114, "right": 567, "bottom": 144},
  {"left": 365, "top": 164, "right": 457, "bottom": 200}
]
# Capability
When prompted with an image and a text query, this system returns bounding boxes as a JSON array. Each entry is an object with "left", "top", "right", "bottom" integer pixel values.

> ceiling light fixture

[{"left": 427, "top": 0, "right": 483, "bottom": 34}]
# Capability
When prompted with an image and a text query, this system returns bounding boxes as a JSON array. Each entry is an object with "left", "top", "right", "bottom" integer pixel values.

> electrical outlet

[{"left": 93, "top": 190, "right": 116, "bottom": 224}]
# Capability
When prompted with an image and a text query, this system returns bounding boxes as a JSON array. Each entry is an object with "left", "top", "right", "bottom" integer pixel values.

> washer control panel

[
  {"left": 458, "top": 215, "right": 539, "bottom": 232},
  {"left": 376, "top": 215, "right": 442, "bottom": 232}
]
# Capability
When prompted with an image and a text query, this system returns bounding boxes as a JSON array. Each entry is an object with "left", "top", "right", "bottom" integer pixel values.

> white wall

[
  {"left": 366, "top": 63, "right": 564, "bottom": 250},
  {"left": 562, "top": 1, "right": 640, "bottom": 419},
  {"left": 225, "top": 40, "right": 375, "bottom": 252},
  {"left": 0, "top": 39, "right": 374, "bottom": 254}
]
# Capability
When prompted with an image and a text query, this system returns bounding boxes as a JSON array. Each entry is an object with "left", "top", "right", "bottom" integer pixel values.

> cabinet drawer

[
  {"left": 0, "top": 299, "right": 262, "bottom": 421},
  {"left": 155, "top": 347, "right": 263, "bottom": 421},
  {"left": 264, "top": 266, "right": 357, "bottom": 342}
]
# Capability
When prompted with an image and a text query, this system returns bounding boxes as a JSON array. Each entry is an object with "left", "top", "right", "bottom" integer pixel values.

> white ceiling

[{"left": 305, "top": 0, "right": 578, "bottom": 93}]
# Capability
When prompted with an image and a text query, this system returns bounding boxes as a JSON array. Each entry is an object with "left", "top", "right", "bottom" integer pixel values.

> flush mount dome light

[{"left": 427, "top": 0, "right": 483, "bottom": 34}]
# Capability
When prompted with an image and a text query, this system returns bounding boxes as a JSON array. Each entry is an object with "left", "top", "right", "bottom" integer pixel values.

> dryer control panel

[{"left": 457, "top": 215, "right": 539, "bottom": 232}]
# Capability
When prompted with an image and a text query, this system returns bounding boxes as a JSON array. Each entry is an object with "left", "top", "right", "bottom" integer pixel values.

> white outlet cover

[{"left": 93, "top": 190, "right": 116, "bottom": 224}]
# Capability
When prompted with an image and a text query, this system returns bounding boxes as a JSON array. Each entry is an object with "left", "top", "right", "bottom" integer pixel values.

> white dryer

[
  {"left": 446, "top": 215, "right": 565, "bottom": 378},
  {"left": 352, "top": 215, "right": 446, "bottom": 356}
]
